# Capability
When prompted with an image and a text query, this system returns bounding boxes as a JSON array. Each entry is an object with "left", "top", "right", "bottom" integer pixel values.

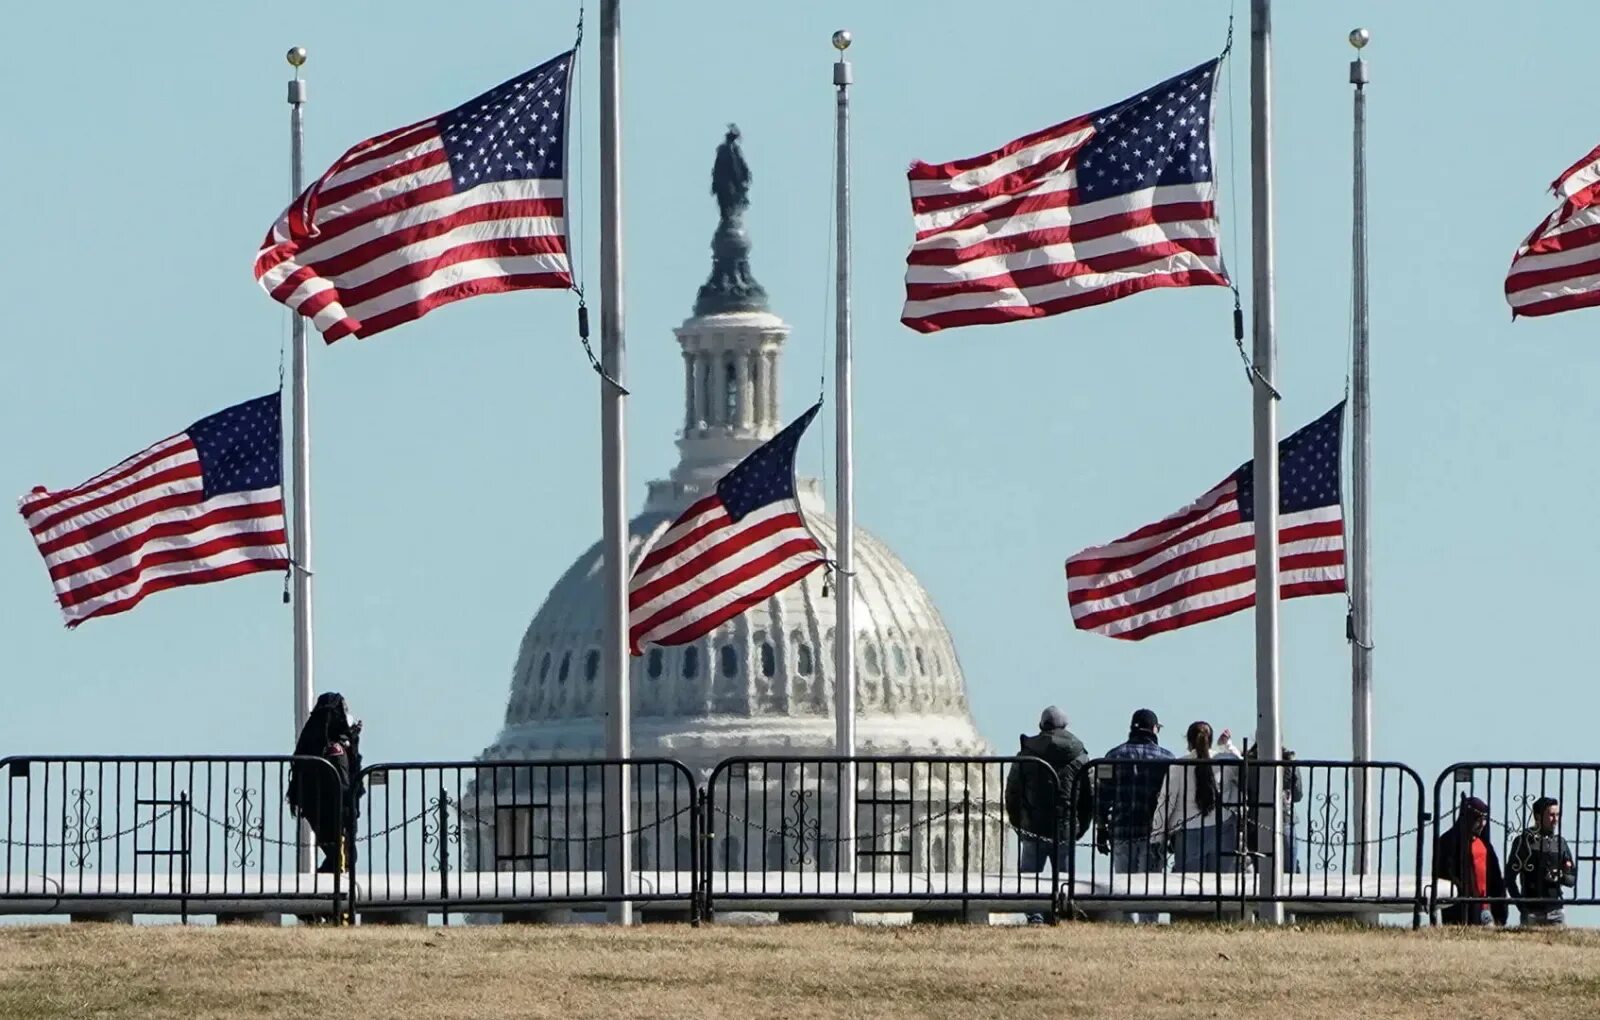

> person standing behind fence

[
  {"left": 1095, "top": 709, "right": 1174, "bottom": 923},
  {"left": 1153, "top": 722, "right": 1243, "bottom": 873},
  {"left": 287, "top": 692, "right": 364, "bottom": 873},
  {"left": 1243, "top": 743, "right": 1303, "bottom": 875},
  {"left": 1004, "top": 705, "right": 1092, "bottom": 921},
  {"left": 1434, "top": 796, "right": 1507, "bottom": 927},
  {"left": 1505, "top": 797, "right": 1576, "bottom": 927}
]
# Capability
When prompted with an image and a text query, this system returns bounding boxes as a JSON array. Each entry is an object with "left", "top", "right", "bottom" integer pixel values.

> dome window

[
  {"left": 892, "top": 645, "right": 908, "bottom": 676},
  {"left": 682, "top": 645, "right": 699, "bottom": 678},
  {"left": 760, "top": 641, "right": 776, "bottom": 678},
  {"left": 915, "top": 647, "right": 927, "bottom": 676},
  {"left": 795, "top": 641, "right": 814, "bottom": 676},
  {"left": 585, "top": 649, "right": 600, "bottom": 682},
  {"left": 539, "top": 652, "right": 551, "bottom": 682},
  {"left": 723, "top": 359, "right": 738, "bottom": 423},
  {"left": 720, "top": 644, "right": 738, "bottom": 678},
  {"left": 647, "top": 648, "right": 663, "bottom": 679},
  {"left": 863, "top": 643, "right": 881, "bottom": 676},
  {"left": 558, "top": 652, "right": 571, "bottom": 684}
]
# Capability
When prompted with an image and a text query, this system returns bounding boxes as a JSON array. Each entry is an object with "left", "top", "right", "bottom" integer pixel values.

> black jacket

[
  {"left": 1434, "top": 823, "right": 1508, "bottom": 926},
  {"left": 1005, "top": 729, "right": 1094, "bottom": 842},
  {"left": 1505, "top": 828, "right": 1576, "bottom": 910}
]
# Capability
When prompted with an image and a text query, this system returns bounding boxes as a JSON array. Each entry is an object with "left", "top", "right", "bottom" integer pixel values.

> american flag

[
  {"left": 19, "top": 395, "right": 289, "bottom": 627},
  {"left": 1505, "top": 142, "right": 1600, "bottom": 318},
  {"left": 902, "top": 60, "right": 1228, "bottom": 334},
  {"left": 629, "top": 404, "right": 827, "bottom": 653},
  {"left": 1066, "top": 404, "right": 1346, "bottom": 640},
  {"left": 255, "top": 50, "right": 574, "bottom": 342}
]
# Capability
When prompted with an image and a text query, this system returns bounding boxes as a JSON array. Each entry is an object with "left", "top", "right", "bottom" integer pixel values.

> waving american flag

[
  {"left": 1505, "top": 142, "right": 1600, "bottom": 318},
  {"left": 903, "top": 60, "right": 1228, "bottom": 333},
  {"left": 629, "top": 404, "right": 827, "bottom": 653},
  {"left": 255, "top": 50, "right": 574, "bottom": 342}
]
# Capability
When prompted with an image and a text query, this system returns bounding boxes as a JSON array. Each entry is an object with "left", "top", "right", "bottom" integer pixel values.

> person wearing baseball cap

[
  {"left": 1094, "top": 709, "right": 1175, "bottom": 923},
  {"left": 1434, "top": 796, "right": 1507, "bottom": 926}
]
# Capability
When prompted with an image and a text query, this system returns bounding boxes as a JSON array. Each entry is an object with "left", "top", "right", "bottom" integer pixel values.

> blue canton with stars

[
  {"left": 716, "top": 403, "right": 822, "bottom": 522},
  {"left": 438, "top": 50, "right": 572, "bottom": 192},
  {"left": 1235, "top": 403, "right": 1344, "bottom": 521},
  {"left": 187, "top": 395, "right": 282, "bottom": 499},
  {"left": 1075, "top": 60, "right": 1219, "bottom": 202}
]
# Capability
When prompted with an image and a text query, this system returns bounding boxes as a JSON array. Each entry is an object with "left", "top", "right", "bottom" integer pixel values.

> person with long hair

[
  {"left": 287, "top": 692, "right": 364, "bottom": 873},
  {"left": 1152, "top": 721, "right": 1243, "bottom": 873}
]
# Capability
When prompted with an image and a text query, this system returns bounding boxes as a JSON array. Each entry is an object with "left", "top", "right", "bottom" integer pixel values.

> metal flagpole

[
  {"left": 1348, "top": 27, "right": 1373, "bottom": 877},
  {"left": 286, "top": 46, "right": 315, "bottom": 875},
  {"left": 598, "top": 0, "right": 634, "bottom": 926},
  {"left": 1249, "top": 0, "right": 1285, "bottom": 926},
  {"left": 831, "top": 29, "right": 857, "bottom": 890}
]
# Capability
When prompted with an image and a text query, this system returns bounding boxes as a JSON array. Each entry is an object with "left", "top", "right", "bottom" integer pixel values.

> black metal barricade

[
  {"left": 1431, "top": 762, "right": 1600, "bottom": 925},
  {"left": 1069, "top": 757, "right": 1427, "bottom": 925},
  {"left": 352, "top": 758, "right": 699, "bottom": 920},
  {"left": 702, "top": 756, "right": 1061, "bottom": 919},
  {"left": 0, "top": 756, "right": 345, "bottom": 921}
]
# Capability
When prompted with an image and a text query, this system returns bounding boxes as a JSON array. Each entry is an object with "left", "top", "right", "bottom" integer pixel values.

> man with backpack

[{"left": 1004, "top": 705, "right": 1093, "bottom": 922}]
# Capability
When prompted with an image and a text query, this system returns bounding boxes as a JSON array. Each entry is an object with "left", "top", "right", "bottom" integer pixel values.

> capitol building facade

[{"left": 471, "top": 128, "right": 994, "bottom": 876}]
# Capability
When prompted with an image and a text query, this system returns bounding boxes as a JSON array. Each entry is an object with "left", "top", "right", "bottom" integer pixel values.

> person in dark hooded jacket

[
  {"left": 1005, "top": 706, "right": 1093, "bottom": 877},
  {"left": 287, "top": 692, "right": 364, "bottom": 873},
  {"left": 1434, "top": 796, "right": 1507, "bottom": 926}
]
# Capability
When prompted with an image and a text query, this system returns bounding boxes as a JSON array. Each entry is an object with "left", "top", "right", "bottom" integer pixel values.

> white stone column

[
  {"left": 752, "top": 350, "right": 770, "bottom": 430},
  {"left": 734, "top": 350, "right": 753, "bottom": 433},
  {"left": 763, "top": 347, "right": 779, "bottom": 426},
  {"left": 692, "top": 352, "right": 709, "bottom": 430},
  {"left": 682, "top": 350, "right": 696, "bottom": 432}
]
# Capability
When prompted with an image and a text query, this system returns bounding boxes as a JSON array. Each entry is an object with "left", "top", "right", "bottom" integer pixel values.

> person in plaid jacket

[{"left": 1095, "top": 708, "right": 1174, "bottom": 923}]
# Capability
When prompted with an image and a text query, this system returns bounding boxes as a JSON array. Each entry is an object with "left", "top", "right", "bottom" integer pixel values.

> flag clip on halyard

[{"left": 627, "top": 402, "right": 829, "bottom": 654}]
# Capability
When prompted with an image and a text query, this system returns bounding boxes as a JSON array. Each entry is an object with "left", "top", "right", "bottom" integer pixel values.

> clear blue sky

[{"left": 3, "top": 1, "right": 1595, "bottom": 807}]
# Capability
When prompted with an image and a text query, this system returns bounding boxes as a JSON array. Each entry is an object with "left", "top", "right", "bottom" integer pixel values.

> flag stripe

[{"left": 1507, "top": 145, "right": 1600, "bottom": 318}]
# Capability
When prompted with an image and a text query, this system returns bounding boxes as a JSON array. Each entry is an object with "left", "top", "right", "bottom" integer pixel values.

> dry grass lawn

[{"left": 0, "top": 922, "right": 1595, "bottom": 1019}]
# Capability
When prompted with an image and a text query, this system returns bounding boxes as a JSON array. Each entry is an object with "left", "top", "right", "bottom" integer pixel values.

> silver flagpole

[
  {"left": 1348, "top": 27, "right": 1373, "bottom": 878},
  {"left": 1249, "top": 0, "right": 1285, "bottom": 925},
  {"left": 831, "top": 29, "right": 857, "bottom": 891},
  {"left": 286, "top": 46, "right": 315, "bottom": 876},
  {"left": 599, "top": 0, "right": 634, "bottom": 926}
]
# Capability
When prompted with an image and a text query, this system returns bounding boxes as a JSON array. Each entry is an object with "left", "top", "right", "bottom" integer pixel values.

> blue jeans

[
  {"left": 1111, "top": 839, "right": 1163, "bottom": 924},
  {"left": 1171, "top": 818, "right": 1239, "bottom": 873}
]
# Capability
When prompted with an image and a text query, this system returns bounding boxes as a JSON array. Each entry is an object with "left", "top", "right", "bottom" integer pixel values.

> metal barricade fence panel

[
  {"left": 0, "top": 756, "right": 344, "bottom": 918},
  {"left": 703, "top": 756, "right": 1057, "bottom": 914},
  {"left": 1431, "top": 762, "right": 1600, "bottom": 923},
  {"left": 352, "top": 759, "right": 698, "bottom": 914},
  {"left": 1070, "top": 758, "right": 1426, "bottom": 923}
]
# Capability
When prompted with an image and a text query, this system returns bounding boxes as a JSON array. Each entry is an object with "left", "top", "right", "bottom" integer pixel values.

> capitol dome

[{"left": 482, "top": 126, "right": 988, "bottom": 774}]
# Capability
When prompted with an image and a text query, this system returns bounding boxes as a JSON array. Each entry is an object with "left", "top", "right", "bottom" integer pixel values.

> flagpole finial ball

[
  {"left": 286, "top": 47, "right": 308, "bottom": 67},
  {"left": 831, "top": 30, "right": 852, "bottom": 51},
  {"left": 1348, "top": 28, "right": 1370, "bottom": 49}
]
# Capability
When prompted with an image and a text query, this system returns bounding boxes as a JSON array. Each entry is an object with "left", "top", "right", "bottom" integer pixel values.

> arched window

[
  {"left": 647, "top": 648, "right": 663, "bottom": 679},
  {"left": 720, "top": 644, "right": 738, "bottom": 678},
  {"left": 539, "top": 651, "right": 552, "bottom": 682},
  {"left": 682, "top": 645, "right": 699, "bottom": 678},
  {"left": 584, "top": 649, "right": 600, "bottom": 682},
  {"left": 915, "top": 647, "right": 927, "bottom": 676},
  {"left": 796, "top": 641, "right": 813, "bottom": 676},
  {"left": 892, "top": 645, "right": 908, "bottom": 676},
  {"left": 863, "top": 643, "right": 881, "bottom": 676},
  {"left": 723, "top": 358, "right": 738, "bottom": 423},
  {"left": 558, "top": 652, "right": 571, "bottom": 684},
  {"left": 760, "top": 641, "right": 776, "bottom": 678}
]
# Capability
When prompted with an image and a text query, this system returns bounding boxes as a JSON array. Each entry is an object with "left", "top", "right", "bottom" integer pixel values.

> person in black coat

[
  {"left": 287, "top": 692, "right": 363, "bottom": 873},
  {"left": 1434, "top": 796, "right": 1507, "bottom": 926}
]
